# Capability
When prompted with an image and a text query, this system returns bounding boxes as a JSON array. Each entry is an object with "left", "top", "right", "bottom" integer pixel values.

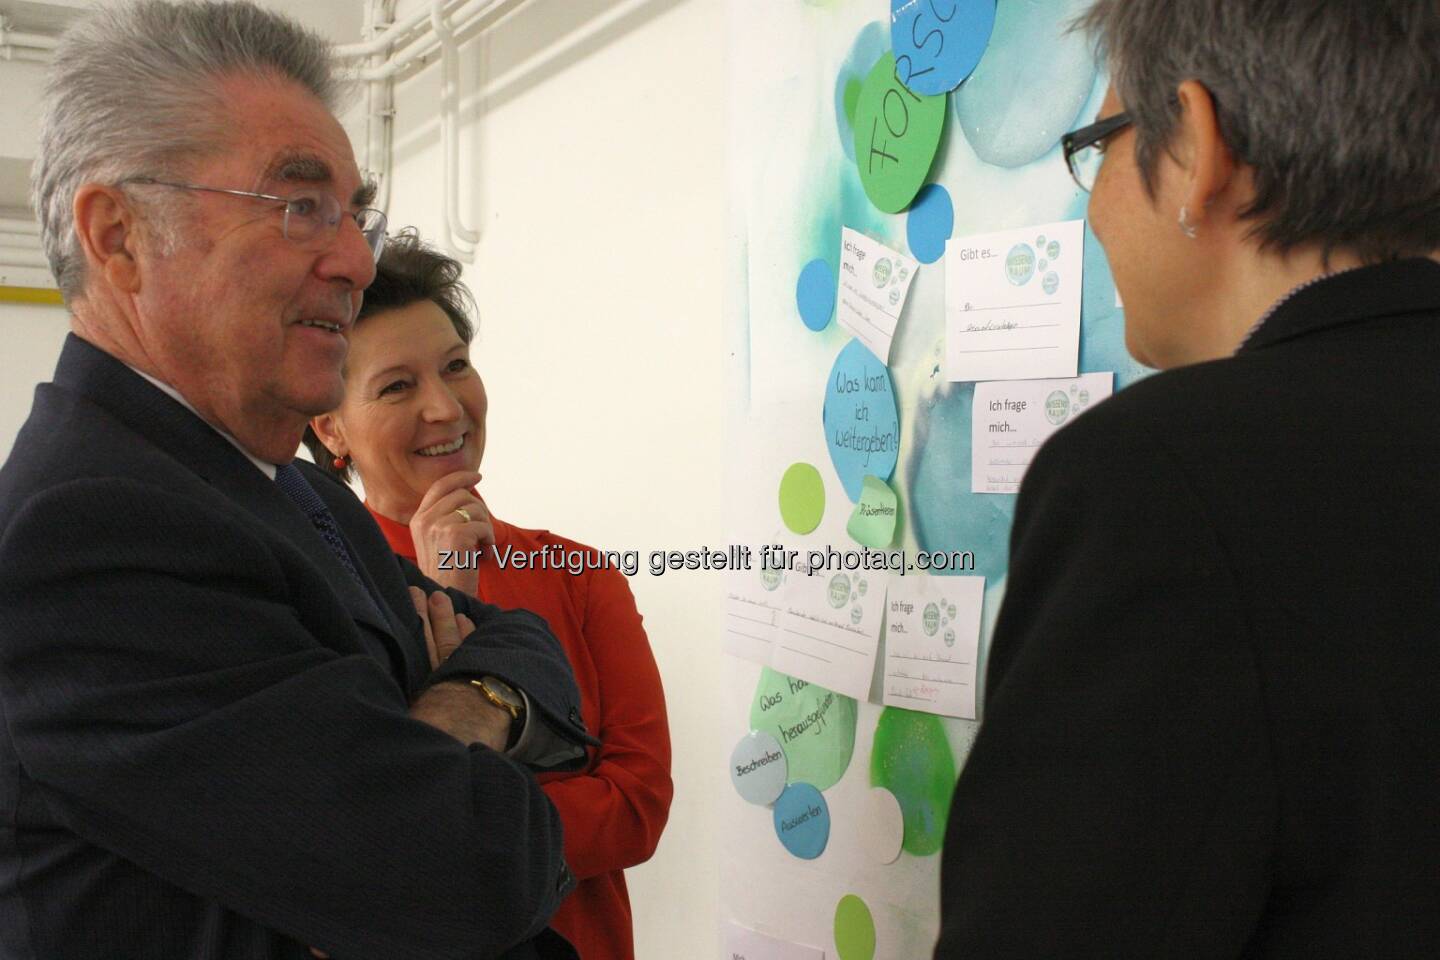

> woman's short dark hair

[
  {"left": 301, "top": 229, "right": 478, "bottom": 482},
  {"left": 1078, "top": 0, "right": 1440, "bottom": 263}
]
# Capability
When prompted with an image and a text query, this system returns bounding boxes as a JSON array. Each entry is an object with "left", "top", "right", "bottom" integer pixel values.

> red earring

[{"left": 333, "top": 455, "right": 349, "bottom": 470}]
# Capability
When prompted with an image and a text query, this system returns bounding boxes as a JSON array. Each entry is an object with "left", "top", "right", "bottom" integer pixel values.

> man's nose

[{"left": 316, "top": 213, "right": 378, "bottom": 291}]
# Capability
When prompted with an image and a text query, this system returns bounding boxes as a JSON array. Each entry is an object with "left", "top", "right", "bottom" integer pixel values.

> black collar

[{"left": 1239, "top": 257, "right": 1440, "bottom": 354}]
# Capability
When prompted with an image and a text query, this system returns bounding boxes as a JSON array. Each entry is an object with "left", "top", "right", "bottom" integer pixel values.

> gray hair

[
  {"left": 32, "top": 0, "right": 341, "bottom": 301},
  {"left": 1078, "top": 0, "right": 1440, "bottom": 263}
]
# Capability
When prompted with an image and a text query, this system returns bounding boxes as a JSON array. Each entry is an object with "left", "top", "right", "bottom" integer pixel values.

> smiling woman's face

[{"left": 320, "top": 298, "right": 486, "bottom": 518}]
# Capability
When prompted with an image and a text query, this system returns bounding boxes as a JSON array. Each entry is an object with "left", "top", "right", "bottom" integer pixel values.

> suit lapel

[{"left": 52, "top": 335, "right": 403, "bottom": 655}]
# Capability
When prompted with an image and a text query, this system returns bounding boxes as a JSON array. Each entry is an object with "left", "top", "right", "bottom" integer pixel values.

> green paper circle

[
  {"left": 779, "top": 462, "right": 826, "bottom": 534},
  {"left": 834, "top": 894, "right": 877, "bottom": 960},
  {"left": 852, "top": 52, "right": 946, "bottom": 213},
  {"left": 870, "top": 707, "right": 957, "bottom": 856},
  {"left": 749, "top": 668, "right": 857, "bottom": 791}
]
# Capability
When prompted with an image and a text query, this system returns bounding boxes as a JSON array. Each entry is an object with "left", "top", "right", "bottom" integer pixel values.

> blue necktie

[{"left": 274, "top": 463, "right": 382, "bottom": 618}]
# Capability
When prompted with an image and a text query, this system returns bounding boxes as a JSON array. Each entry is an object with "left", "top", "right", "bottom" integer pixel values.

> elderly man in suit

[{"left": 0, "top": 3, "right": 593, "bottom": 958}]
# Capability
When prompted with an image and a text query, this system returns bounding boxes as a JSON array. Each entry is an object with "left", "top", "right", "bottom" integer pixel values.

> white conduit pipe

[
  {"left": 430, "top": 0, "right": 478, "bottom": 259},
  {"left": 349, "top": 0, "right": 509, "bottom": 83},
  {"left": 358, "top": 0, "right": 394, "bottom": 215},
  {"left": 0, "top": 245, "right": 49, "bottom": 269},
  {"left": 334, "top": 1, "right": 433, "bottom": 60},
  {"left": 0, "top": 45, "right": 49, "bottom": 63},
  {"left": 0, "top": 25, "right": 57, "bottom": 50}
]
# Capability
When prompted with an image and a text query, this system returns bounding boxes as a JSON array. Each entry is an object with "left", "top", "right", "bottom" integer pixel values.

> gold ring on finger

[{"left": 454, "top": 507, "right": 472, "bottom": 523}]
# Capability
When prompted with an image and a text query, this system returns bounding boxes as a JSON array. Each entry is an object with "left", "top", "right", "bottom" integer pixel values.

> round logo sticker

[
  {"left": 829, "top": 574, "right": 852, "bottom": 609},
  {"left": 1042, "top": 271, "right": 1060, "bottom": 296},
  {"left": 872, "top": 257, "right": 893, "bottom": 288},
  {"left": 1006, "top": 244, "right": 1036, "bottom": 286},
  {"left": 1045, "top": 390, "right": 1070, "bottom": 425},
  {"left": 922, "top": 602, "right": 940, "bottom": 636}
]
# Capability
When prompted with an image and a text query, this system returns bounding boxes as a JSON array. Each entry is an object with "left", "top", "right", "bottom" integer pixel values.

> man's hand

[
  {"left": 409, "top": 585, "right": 473, "bottom": 669},
  {"left": 407, "top": 587, "right": 512, "bottom": 751},
  {"left": 409, "top": 472, "right": 494, "bottom": 592}
]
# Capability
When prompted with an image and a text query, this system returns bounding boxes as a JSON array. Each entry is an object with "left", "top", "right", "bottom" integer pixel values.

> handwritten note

[
  {"left": 722, "top": 920, "right": 826, "bottom": 960},
  {"left": 837, "top": 227, "right": 918, "bottom": 364},
  {"left": 882, "top": 574, "right": 984, "bottom": 718},
  {"left": 852, "top": 51, "right": 946, "bottom": 213},
  {"left": 971, "top": 373, "right": 1114, "bottom": 493},
  {"left": 945, "top": 219, "right": 1085, "bottom": 382},
  {"left": 771, "top": 564, "right": 887, "bottom": 701},
  {"left": 723, "top": 567, "right": 787, "bottom": 666}
]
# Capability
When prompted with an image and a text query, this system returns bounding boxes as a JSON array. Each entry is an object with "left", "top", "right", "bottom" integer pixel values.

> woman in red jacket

[{"left": 305, "top": 230, "right": 672, "bottom": 960}]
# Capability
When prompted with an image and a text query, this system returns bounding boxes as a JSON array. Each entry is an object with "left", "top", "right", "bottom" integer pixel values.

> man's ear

[
  {"left": 310, "top": 412, "right": 348, "bottom": 460},
  {"left": 72, "top": 184, "right": 143, "bottom": 293},
  {"left": 1173, "top": 79, "right": 1237, "bottom": 227}
]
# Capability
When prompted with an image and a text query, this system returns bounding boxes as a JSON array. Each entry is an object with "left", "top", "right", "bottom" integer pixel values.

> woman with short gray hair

[{"left": 936, "top": 1, "right": 1440, "bottom": 957}]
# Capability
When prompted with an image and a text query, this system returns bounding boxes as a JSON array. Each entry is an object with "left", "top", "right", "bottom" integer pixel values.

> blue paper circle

[
  {"left": 950, "top": 0, "right": 1098, "bottom": 168},
  {"left": 823, "top": 339, "right": 900, "bottom": 502},
  {"left": 730, "top": 731, "right": 789, "bottom": 805},
  {"left": 773, "top": 783, "right": 830, "bottom": 860},
  {"left": 906, "top": 183, "right": 954, "bottom": 264},
  {"left": 890, "top": 0, "right": 997, "bottom": 96},
  {"left": 797, "top": 259, "right": 836, "bottom": 331}
]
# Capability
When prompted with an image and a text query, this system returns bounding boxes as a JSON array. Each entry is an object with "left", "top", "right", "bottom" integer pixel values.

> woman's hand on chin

[{"left": 408, "top": 470, "right": 494, "bottom": 591}]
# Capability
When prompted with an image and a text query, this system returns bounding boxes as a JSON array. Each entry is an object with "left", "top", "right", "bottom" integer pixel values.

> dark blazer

[
  {"left": 936, "top": 259, "right": 1440, "bottom": 959},
  {"left": 0, "top": 335, "right": 597, "bottom": 960}
]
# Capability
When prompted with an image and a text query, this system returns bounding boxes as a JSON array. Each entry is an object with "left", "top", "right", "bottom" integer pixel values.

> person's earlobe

[
  {"left": 1174, "top": 79, "right": 1236, "bottom": 231},
  {"left": 310, "top": 413, "right": 347, "bottom": 460},
  {"left": 73, "top": 184, "right": 142, "bottom": 293}
]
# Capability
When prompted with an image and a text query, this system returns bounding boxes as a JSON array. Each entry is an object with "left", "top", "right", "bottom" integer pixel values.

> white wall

[
  {"left": 382, "top": 0, "right": 726, "bottom": 954},
  {"left": 0, "top": 302, "right": 70, "bottom": 458}
]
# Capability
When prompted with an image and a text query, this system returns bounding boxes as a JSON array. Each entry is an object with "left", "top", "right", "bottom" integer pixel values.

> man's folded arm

[
  {"left": 0, "top": 479, "right": 567, "bottom": 960},
  {"left": 397, "top": 558, "right": 599, "bottom": 770}
]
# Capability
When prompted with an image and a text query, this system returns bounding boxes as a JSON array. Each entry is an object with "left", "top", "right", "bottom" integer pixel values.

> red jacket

[{"left": 370, "top": 508, "right": 673, "bottom": 960}]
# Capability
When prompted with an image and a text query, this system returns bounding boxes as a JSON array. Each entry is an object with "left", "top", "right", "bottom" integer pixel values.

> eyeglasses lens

[
  {"left": 281, "top": 192, "right": 387, "bottom": 261},
  {"left": 1069, "top": 144, "right": 1104, "bottom": 193}
]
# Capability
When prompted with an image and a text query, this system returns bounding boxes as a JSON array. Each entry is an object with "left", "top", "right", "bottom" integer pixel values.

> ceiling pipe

[
  {"left": 0, "top": 218, "right": 40, "bottom": 236},
  {"left": 0, "top": 245, "right": 48, "bottom": 269},
  {"left": 349, "top": 0, "right": 509, "bottom": 83},
  {"left": 430, "top": 0, "right": 479, "bottom": 260}
]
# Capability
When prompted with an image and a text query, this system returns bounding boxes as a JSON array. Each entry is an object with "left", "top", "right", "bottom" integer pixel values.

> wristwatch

[{"left": 471, "top": 676, "right": 525, "bottom": 748}]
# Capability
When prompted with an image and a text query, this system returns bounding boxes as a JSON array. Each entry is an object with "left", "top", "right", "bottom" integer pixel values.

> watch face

[{"left": 483, "top": 677, "right": 522, "bottom": 711}]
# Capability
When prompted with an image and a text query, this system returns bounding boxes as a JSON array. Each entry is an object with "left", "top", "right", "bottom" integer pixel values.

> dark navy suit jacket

[{"left": 0, "top": 335, "right": 593, "bottom": 959}]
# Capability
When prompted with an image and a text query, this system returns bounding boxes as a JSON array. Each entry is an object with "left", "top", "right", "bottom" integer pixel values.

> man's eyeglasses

[
  {"left": 1061, "top": 112, "right": 1134, "bottom": 193},
  {"left": 119, "top": 177, "right": 387, "bottom": 261}
]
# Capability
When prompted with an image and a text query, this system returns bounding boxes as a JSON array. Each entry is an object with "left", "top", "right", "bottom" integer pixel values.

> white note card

[
  {"left": 837, "top": 226, "right": 918, "bottom": 364},
  {"left": 945, "top": 218, "right": 1085, "bottom": 382},
  {"left": 770, "top": 565, "right": 887, "bottom": 701},
  {"left": 882, "top": 574, "right": 984, "bottom": 719},
  {"left": 971, "top": 372, "right": 1114, "bottom": 493},
  {"left": 722, "top": 920, "right": 826, "bottom": 960},
  {"left": 722, "top": 567, "right": 788, "bottom": 666}
]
